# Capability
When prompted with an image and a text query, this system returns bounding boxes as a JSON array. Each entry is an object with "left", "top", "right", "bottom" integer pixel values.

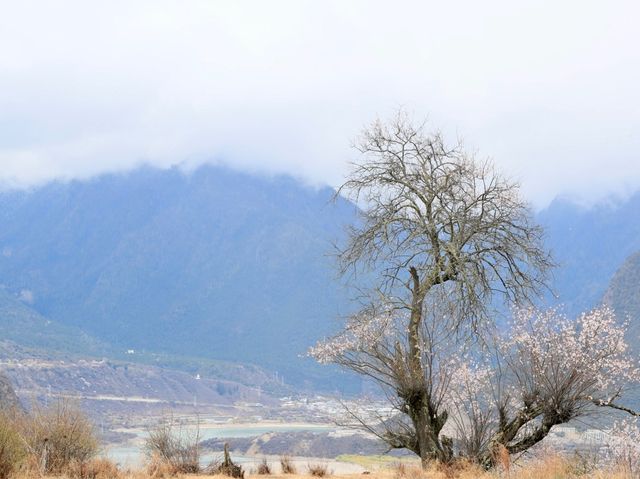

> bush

[
  {"left": 307, "top": 463, "right": 330, "bottom": 477},
  {"left": 145, "top": 416, "right": 200, "bottom": 474},
  {"left": 0, "top": 411, "right": 27, "bottom": 479},
  {"left": 19, "top": 400, "right": 98, "bottom": 475},
  {"left": 256, "top": 457, "right": 272, "bottom": 475},
  {"left": 280, "top": 455, "right": 296, "bottom": 474}
]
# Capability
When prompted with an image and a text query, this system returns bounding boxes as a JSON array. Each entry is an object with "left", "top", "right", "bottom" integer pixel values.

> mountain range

[
  {"left": 0, "top": 166, "right": 357, "bottom": 390},
  {"left": 539, "top": 194, "right": 640, "bottom": 316},
  {"left": 1, "top": 164, "right": 639, "bottom": 391}
]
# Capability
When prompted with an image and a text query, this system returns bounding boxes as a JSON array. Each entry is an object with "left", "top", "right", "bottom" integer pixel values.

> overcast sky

[{"left": 1, "top": 1, "right": 639, "bottom": 207}]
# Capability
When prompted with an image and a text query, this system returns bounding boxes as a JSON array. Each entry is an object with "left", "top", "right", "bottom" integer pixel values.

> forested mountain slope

[{"left": 0, "top": 165, "right": 356, "bottom": 388}]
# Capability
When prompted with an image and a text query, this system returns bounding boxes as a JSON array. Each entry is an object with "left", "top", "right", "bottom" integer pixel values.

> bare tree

[{"left": 312, "top": 111, "right": 552, "bottom": 466}]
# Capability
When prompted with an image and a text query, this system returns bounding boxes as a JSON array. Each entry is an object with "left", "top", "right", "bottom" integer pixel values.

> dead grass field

[{"left": 6, "top": 455, "right": 640, "bottom": 479}]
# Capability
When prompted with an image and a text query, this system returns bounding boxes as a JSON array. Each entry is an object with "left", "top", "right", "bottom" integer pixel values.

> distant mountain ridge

[
  {"left": 0, "top": 288, "right": 109, "bottom": 356},
  {"left": 0, "top": 165, "right": 357, "bottom": 389},
  {"left": 537, "top": 192, "right": 640, "bottom": 315},
  {"left": 2, "top": 164, "right": 640, "bottom": 390},
  {"left": 603, "top": 250, "right": 640, "bottom": 340}
]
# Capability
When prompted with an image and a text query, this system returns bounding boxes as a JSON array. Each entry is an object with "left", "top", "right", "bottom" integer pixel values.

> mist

[{"left": 1, "top": 1, "right": 639, "bottom": 207}]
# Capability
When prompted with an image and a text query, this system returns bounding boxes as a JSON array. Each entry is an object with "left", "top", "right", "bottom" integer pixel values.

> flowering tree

[
  {"left": 452, "top": 306, "right": 640, "bottom": 466},
  {"left": 311, "top": 305, "right": 640, "bottom": 468},
  {"left": 312, "top": 112, "right": 551, "bottom": 466},
  {"left": 606, "top": 418, "right": 640, "bottom": 475}
]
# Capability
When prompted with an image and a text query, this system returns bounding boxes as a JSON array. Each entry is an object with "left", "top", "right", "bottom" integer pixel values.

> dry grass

[
  {"left": 2, "top": 452, "right": 640, "bottom": 478},
  {"left": 65, "top": 458, "right": 122, "bottom": 479},
  {"left": 146, "top": 453, "right": 180, "bottom": 478},
  {"left": 280, "top": 456, "right": 296, "bottom": 474},
  {"left": 337, "top": 456, "right": 418, "bottom": 470},
  {"left": 393, "top": 462, "right": 485, "bottom": 479},
  {"left": 492, "top": 444, "right": 510, "bottom": 476},
  {"left": 385, "top": 454, "right": 640, "bottom": 479},
  {"left": 0, "top": 469, "right": 634, "bottom": 479}
]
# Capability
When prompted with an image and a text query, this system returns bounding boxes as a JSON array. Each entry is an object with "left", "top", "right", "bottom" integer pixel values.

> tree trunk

[
  {"left": 480, "top": 409, "right": 556, "bottom": 469},
  {"left": 392, "top": 389, "right": 454, "bottom": 467},
  {"left": 405, "top": 392, "right": 452, "bottom": 466},
  {"left": 407, "top": 266, "right": 424, "bottom": 375},
  {"left": 404, "top": 267, "right": 452, "bottom": 467}
]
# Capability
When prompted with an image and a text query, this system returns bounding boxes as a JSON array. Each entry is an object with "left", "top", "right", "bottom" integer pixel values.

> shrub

[
  {"left": 19, "top": 400, "right": 98, "bottom": 475},
  {"left": 307, "top": 463, "right": 330, "bottom": 477},
  {"left": 256, "top": 457, "right": 272, "bottom": 475},
  {"left": 280, "top": 455, "right": 296, "bottom": 474},
  {"left": 145, "top": 416, "right": 200, "bottom": 474},
  {"left": 0, "top": 411, "right": 27, "bottom": 479}
]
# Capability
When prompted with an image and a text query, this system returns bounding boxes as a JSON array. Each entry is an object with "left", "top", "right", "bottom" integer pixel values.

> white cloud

[{"left": 0, "top": 0, "right": 639, "bottom": 206}]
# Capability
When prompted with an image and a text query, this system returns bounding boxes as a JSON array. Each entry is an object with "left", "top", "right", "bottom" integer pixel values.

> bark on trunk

[
  {"left": 480, "top": 409, "right": 558, "bottom": 469},
  {"left": 410, "top": 402, "right": 451, "bottom": 466},
  {"left": 404, "top": 267, "right": 452, "bottom": 467}
]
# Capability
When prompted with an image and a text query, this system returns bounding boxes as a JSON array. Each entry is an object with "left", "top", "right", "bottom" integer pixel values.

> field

[{"left": 4, "top": 454, "right": 639, "bottom": 479}]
